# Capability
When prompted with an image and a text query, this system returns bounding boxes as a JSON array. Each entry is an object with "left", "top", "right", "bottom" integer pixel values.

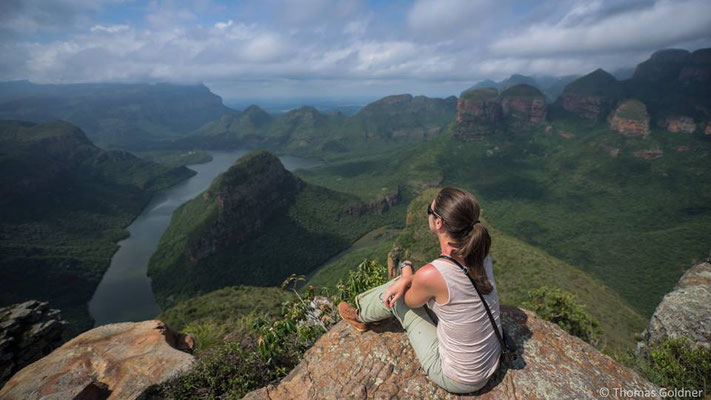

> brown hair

[{"left": 433, "top": 187, "right": 493, "bottom": 295}]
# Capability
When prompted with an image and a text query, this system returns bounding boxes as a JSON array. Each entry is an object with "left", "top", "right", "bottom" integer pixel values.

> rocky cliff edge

[{"left": 243, "top": 306, "right": 659, "bottom": 400}]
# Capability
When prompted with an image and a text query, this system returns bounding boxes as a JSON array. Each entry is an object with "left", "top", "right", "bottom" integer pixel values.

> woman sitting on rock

[{"left": 338, "top": 186, "right": 502, "bottom": 394}]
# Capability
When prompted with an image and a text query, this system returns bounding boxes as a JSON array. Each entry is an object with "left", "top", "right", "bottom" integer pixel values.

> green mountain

[
  {"left": 172, "top": 94, "right": 456, "bottom": 159},
  {"left": 555, "top": 48, "right": 711, "bottom": 125},
  {"left": 467, "top": 74, "right": 581, "bottom": 102},
  {"left": 0, "top": 81, "right": 232, "bottom": 149},
  {"left": 306, "top": 188, "right": 646, "bottom": 350},
  {"left": 147, "top": 150, "right": 407, "bottom": 309},
  {"left": 296, "top": 80, "right": 711, "bottom": 319},
  {"left": 0, "top": 120, "right": 195, "bottom": 336}
]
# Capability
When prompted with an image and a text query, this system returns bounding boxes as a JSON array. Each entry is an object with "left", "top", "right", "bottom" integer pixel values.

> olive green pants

[{"left": 354, "top": 276, "right": 487, "bottom": 394}]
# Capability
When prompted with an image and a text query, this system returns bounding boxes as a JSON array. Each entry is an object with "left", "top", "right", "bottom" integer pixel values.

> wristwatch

[{"left": 399, "top": 261, "right": 413, "bottom": 272}]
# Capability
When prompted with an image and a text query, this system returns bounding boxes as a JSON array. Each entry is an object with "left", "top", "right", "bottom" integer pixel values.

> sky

[{"left": 1, "top": 0, "right": 710, "bottom": 100}]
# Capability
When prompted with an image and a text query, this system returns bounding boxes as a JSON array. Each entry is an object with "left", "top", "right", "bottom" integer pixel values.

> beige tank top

[{"left": 426, "top": 254, "right": 502, "bottom": 385}]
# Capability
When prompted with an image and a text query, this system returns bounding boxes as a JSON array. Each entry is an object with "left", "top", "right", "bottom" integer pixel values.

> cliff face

[
  {"left": 658, "top": 115, "right": 697, "bottom": 134},
  {"left": 679, "top": 48, "right": 711, "bottom": 83},
  {"left": 0, "top": 301, "right": 65, "bottom": 387},
  {"left": 342, "top": 187, "right": 402, "bottom": 216},
  {"left": 609, "top": 99, "right": 650, "bottom": 137},
  {"left": 186, "top": 151, "right": 304, "bottom": 261},
  {"left": 453, "top": 85, "right": 546, "bottom": 140},
  {"left": 243, "top": 306, "right": 659, "bottom": 399},
  {"left": 633, "top": 49, "right": 692, "bottom": 82},
  {"left": 560, "top": 69, "right": 619, "bottom": 121},
  {"left": 0, "top": 320, "right": 194, "bottom": 399},
  {"left": 500, "top": 84, "right": 547, "bottom": 125}
]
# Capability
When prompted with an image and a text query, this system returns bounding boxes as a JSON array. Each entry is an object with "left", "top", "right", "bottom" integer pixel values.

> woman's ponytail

[
  {"left": 434, "top": 187, "right": 493, "bottom": 295},
  {"left": 457, "top": 222, "right": 492, "bottom": 294}
]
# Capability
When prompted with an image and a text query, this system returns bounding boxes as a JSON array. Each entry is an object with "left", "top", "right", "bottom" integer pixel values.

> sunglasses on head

[{"left": 427, "top": 204, "right": 444, "bottom": 221}]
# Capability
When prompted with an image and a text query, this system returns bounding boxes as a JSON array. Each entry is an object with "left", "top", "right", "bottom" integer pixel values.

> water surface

[{"left": 88, "top": 150, "right": 322, "bottom": 326}]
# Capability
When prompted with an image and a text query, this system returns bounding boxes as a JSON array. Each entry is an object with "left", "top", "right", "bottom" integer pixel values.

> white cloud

[
  {"left": 215, "top": 19, "right": 233, "bottom": 30},
  {"left": 2, "top": 0, "right": 711, "bottom": 98},
  {"left": 491, "top": 0, "right": 711, "bottom": 56},
  {"left": 90, "top": 24, "right": 130, "bottom": 33}
]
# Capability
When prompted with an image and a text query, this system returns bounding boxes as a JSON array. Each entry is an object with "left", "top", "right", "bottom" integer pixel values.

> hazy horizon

[{"left": 2, "top": 0, "right": 711, "bottom": 99}]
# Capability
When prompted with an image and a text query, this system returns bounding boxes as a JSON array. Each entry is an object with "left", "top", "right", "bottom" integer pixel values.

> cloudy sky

[{"left": 1, "top": 0, "right": 710, "bottom": 100}]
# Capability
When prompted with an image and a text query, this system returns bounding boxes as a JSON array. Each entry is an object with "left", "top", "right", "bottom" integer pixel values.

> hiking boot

[{"left": 338, "top": 301, "right": 369, "bottom": 332}]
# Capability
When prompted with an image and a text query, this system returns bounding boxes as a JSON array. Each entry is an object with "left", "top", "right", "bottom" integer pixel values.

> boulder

[
  {"left": 0, "top": 320, "right": 194, "bottom": 399},
  {"left": 642, "top": 255, "right": 711, "bottom": 350},
  {"left": 0, "top": 300, "right": 65, "bottom": 387},
  {"left": 243, "top": 306, "right": 659, "bottom": 399}
]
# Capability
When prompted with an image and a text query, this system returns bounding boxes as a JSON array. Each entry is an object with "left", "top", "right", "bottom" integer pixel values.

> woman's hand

[{"left": 383, "top": 276, "right": 412, "bottom": 308}]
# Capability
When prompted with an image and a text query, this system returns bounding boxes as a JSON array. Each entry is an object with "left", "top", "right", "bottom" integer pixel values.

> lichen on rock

[{"left": 243, "top": 306, "right": 659, "bottom": 399}]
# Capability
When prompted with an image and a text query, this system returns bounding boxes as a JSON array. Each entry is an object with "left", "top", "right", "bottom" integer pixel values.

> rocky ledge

[
  {"left": 243, "top": 306, "right": 658, "bottom": 400},
  {"left": 641, "top": 253, "right": 711, "bottom": 351},
  {"left": 0, "top": 320, "right": 195, "bottom": 399},
  {"left": 0, "top": 300, "right": 65, "bottom": 387}
]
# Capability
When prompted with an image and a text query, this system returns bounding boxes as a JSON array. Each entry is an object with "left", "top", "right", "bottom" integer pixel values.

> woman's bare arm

[{"left": 404, "top": 264, "right": 442, "bottom": 308}]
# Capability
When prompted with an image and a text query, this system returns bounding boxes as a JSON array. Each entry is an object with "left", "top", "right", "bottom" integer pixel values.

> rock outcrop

[
  {"left": 186, "top": 151, "right": 305, "bottom": 261},
  {"left": 0, "top": 300, "right": 65, "bottom": 386},
  {"left": 0, "top": 320, "right": 195, "bottom": 399},
  {"left": 658, "top": 115, "right": 697, "bottom": 134},
  {"left": 499, "top": 84, "right": 547, "bottom": 125},
  {"left": 609, "top": 99, "right": 650, "bottom": 137},
  {"left": 641, "top": 254, "right": 711, "bottom": 350},
  {"left": 560, "top": 69, "right": 620, "bottom": 121},
  {"left": 243, "top": 306, "right": 659, "bottom": 399},
  {"left": 633, "top": 149, "right": 664, "bottom": 160},
  {"left": 454, "top": 85, "right": 547, "bottom": 140},
  {"left": 343, "top": 187, "right": 401, "bottom": 216}
]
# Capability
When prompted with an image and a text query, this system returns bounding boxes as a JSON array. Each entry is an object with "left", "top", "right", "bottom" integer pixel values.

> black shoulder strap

[{"left": 436, "top": 254, "right": 505, "bottom": 349}]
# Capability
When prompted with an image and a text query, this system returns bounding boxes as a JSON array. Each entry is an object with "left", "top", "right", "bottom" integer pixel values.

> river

[{"left": 88, "top": 150, "right": 323, "bottom": 327}]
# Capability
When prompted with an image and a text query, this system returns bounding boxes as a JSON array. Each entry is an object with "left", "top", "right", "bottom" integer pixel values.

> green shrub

[
  {"left": 155, "top": 260, "right": 389, "bottom": 398},
  {"left": 522, "top": 286, "right": 602, "bottom": 345},
  {"left": 154, "top": 332, "right": 271, "bottom": 400},
  {"left": 335, "top": 259, "right": 388, "bottom": 305},
  {"left": 643, "top": 337, "right": 711, "bottom": 397}
]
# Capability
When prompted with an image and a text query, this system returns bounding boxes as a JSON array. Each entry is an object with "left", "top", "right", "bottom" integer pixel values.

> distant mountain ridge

[
  {"left": 173, "top": 94, "right": 457, "bottom": 158},
  {"left": 0, "top": 81, "right": 233, "bottom": 149},
  {"left": 466, "top": 74, "right": 580, "bottom": 102}
]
